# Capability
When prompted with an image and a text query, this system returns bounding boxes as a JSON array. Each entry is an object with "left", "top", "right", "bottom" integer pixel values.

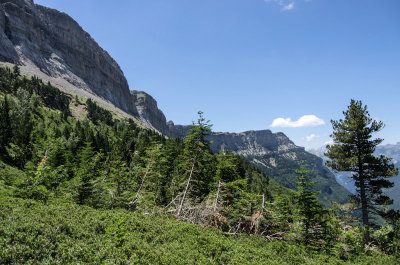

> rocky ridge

[{"left": 207, "top": 130, "right": 350, "bottom": 204}]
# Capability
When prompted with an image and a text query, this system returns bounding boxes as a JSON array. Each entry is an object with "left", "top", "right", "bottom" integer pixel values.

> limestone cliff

[
  {"left": 0, "top": 0, "right": 138, "bottom": 116},
  {"left": 130, "top": 90, "right": 170, "bottom": 134},
  {"left": 0, "top": 0, "right": 196, "bottom": 135}
]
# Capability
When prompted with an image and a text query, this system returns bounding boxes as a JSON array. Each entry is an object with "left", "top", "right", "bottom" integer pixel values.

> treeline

[{"left": 0, "top": 66, "right": 399, "bottom": 262}]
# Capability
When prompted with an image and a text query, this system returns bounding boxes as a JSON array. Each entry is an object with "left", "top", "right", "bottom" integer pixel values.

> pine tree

[
  {"left": 12, "top": 65, "right": 20, "bottom": 78},
  {"left": 177, "top": 111, "right": 215, "bottom": 216},
  {"left": 0, "top": 96, "right": 12, "bottom": 154},
  {"left": 76, "top": 142, "right": 102, "bottom": 206},
  {"left": 216, "top": 152, "right": 239, "bottom": 183},
  {"left": 7, "top": 90, "right": 34, "bottom": 167},
  {"left": 105, "top": 157, "right": 132, "bottom": 208},
  {"left": 294, "top": 165, "right": 323, "bottom": 245},
  {"left": 325, "top": 99, "right": 398, "bottom": 242}
]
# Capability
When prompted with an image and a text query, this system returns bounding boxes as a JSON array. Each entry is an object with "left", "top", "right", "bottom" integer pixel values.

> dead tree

[
  {"left": 177, "top": 160, "right": 196, "bottom": 216},
  {"left": 213, "top": 180, "right": 222, "bottom": 212},
  {"left": 130, "top": 162, "right": 151, "bottom": 205}
]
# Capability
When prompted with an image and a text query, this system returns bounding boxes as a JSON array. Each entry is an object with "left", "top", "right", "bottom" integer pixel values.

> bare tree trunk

[
  {"left": 261, "top": 194, "right": 265, "bottom": 215},
  {"left": 177, "top": 161, "right": 195, "bottom": 216},
  {"left": 130, "top": 162, "right": 151, "bottom": 204},
  {"left": 214, "top": 180, "right": 221, "bottom": 212}
]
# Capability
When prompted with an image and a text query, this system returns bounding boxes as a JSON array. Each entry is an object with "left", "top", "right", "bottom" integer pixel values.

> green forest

[{"left": 0, "top": 66, "right": 399, "bottom": 264}]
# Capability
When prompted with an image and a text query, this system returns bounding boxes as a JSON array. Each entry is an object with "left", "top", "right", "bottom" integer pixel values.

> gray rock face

[
  {"left": 0, "top": 0, "right": 138, "bottom": 116},
  {"left": 207, "top": 130, "right": 351, "bottom": 204},
  {"left": 167, "top": 121, "right": 191, "bottom": 139},
  {"left": 208, "top": 130, "right": 300, "bottom": 157},
  {"left": 130, "top": 90, "right": 170, "bottom": 134},
  {"left": 0, "top": 1, "right": 19, "bottom": 62}
]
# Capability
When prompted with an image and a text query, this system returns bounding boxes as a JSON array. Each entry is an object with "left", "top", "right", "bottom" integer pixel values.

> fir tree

[
  {"left": 0, "top": 96, "right": 12, "bottom": 154},
  {"left": 177, "top": 111, "right": 215, "bottom": 215},
  {"left": 76, "top": 142, "right": 102, "bottom": 206},
  {"left": 294, "top": 165, "right": 323, "bottom": 245},
  {"left": 12, "top": 65, "right": 20, "bottom": 78}
]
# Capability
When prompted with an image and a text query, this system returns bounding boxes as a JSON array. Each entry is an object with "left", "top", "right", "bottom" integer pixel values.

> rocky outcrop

[
  {"left": 208, "top": 130, "right": 300, "bottom": 157},
  {"left": 130, "top": 90, "right": 170, "bottom": 134},
  {"left": 0, "top": 0, "right": 138, "bottom": 116},
  {"left": 167, "top": 121, "right": 191, "bottom": 139}
]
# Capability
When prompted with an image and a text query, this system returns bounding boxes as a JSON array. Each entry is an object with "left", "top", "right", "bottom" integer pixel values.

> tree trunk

[
  {"left": 356, "top": 137, "right": 370, "bottom": 243},
  {"left": 177, "top": 161, "right": 195, "bottom": 216},
  {"left": 214, "top": 180, "right": 221, "bottom": 212},
  {"left": 357, "top": 150, "right": 370, "bottom": 243},
  {"left": 130, "top": 162, "right": 151, "bottom": 204},
  {"left": 261, "top": 194, "right": 265, "bottom": 215},
  {"left": 359, "top": 174, "right": 370, "bottom": 242}
]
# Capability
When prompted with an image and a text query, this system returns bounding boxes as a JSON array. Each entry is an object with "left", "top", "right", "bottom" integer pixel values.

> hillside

[{"left": 0, "top": 0, "right": 351, "bottom": 206}]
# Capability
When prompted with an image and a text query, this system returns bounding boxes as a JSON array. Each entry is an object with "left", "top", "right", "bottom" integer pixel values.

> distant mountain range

[
  {"left": 309, "top": 143, "right": 400, "bottom": 210},
  {"left": 0, "top": 0, "right": 350, "bottom": 204}
]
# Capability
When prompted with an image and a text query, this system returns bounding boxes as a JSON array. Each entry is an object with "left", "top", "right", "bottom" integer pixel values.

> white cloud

[
  {"left": 264, "top": 0, "right": 311, "bottom": 11},
  {"left": 282, "top": 2, "right": 295, "bottom": 11},
  {"left": 305, "top": 134, "right": 319, "bottom": 142},
  {"left": 270, "top": 115, "right": 325, "bottom": 128}
]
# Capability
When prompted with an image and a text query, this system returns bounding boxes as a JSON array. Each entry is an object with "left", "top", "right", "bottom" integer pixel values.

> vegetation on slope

[
  {"left": 0, "top": 196, "right": 397, "bottom": 265},
  {"left": 251, "top": 150, "right": 351, "bottom": 205},
  {"left": 0, "top": 66, "right": 399, "bottom": 264}
]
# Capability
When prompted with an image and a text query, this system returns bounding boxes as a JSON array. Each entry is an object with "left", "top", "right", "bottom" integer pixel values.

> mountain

[
  {"left": 309, "top": 143, "right": 400, "bottom": 210},
  {"left": 0, "top": 0, "right": 139, "bottom": 114},
  {"left": 308, "top": 145, "right": 357, "bottom": 194},
  {"left": 167, "top": 126, "right": 351, "bottom": 204},
  {"left": 376, "top": 143, "right": 400, "bottom": 210},
  {"left": 0, "top": 0, "right": 350, "bottom": 204},
  {"left": 207, "top": 130, "right": 350, "bottom": 204}
]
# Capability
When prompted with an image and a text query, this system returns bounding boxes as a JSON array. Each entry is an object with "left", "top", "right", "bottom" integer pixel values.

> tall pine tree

[{"left": 325, "top": 99, "right": 398, "bottom": 242}]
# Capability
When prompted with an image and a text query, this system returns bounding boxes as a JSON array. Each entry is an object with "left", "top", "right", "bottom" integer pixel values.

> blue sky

[{"left": 35, "top": 0, "right": 400, "bottom": 149}]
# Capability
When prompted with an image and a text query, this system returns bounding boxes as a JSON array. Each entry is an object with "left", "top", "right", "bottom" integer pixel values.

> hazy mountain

[{"left": 309, "top": 143, "right": 400, "bottom": 210}]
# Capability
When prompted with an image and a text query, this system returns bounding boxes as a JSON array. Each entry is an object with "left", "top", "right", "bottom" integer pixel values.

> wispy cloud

[
  {"left": 264, "top": 0, "right": 311, "bottom": 11},
  {"left": 305, "top": 133, "right": 319, "bottom": 142},
  {"left": 270, "top": 115, "right": 325, "bottom": 128},
  {"left": 282, "top": 2, "right": 295, "bottom": 11}
]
